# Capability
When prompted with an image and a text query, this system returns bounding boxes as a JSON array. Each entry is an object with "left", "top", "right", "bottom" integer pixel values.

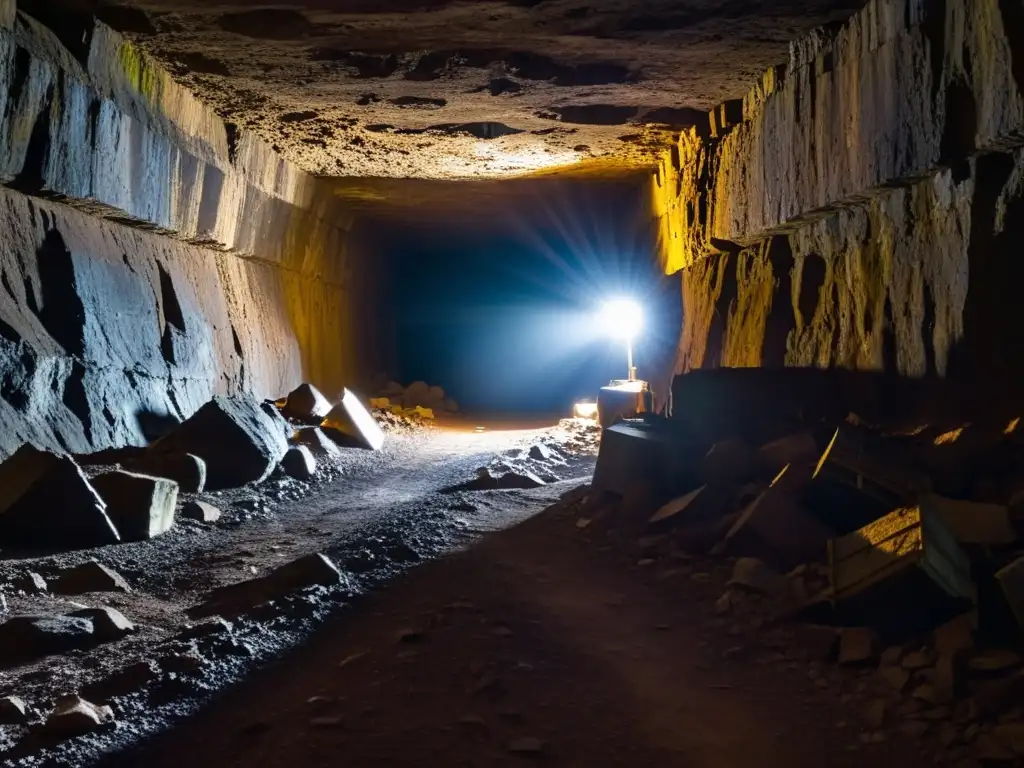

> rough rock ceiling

[{"left": 102, "top": 0, "right": 863, "bottom": 179}]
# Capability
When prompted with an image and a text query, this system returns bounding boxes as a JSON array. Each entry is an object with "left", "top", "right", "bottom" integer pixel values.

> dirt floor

[
  {"left": 0, "top": 418, "right": 600, "bottom": 764},
  {"left": 98, "top": 488, "right": 933, "bottom": 768}
]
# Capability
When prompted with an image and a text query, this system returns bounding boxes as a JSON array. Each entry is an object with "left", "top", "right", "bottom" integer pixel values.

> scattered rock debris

[{"left": 559, "top": 410, "right": 1024, "bottom": 766}]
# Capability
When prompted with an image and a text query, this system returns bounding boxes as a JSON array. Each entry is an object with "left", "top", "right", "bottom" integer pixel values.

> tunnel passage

[
  {"left": 367, "top": 176, "right": 681, "bottom": 416},
  {"left": 6, "top": 0, "right": 1024, "bottom": 763}
]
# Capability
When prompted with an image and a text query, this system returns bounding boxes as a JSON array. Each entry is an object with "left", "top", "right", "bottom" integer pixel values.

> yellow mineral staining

[
  {"left": 933, "top": 426, "right": 968, "bottom": 446},
  {"left": 721, "top": 241, "right": 779, "bottom": 368}
]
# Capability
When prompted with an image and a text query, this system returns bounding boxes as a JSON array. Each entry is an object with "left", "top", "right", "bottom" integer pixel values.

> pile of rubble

[
  {"left": 371, "top": 379, "right": 460, "bottom": 421},
  {"left": 553, "top": 417, "right": 602, "bottom": 456},
  {"left": 569, "top": 413, "right": 1024, "bottom": 763},
  {"left": 0, "top": 383, "right": 385, "bottom": 553},
  {"left": 0, "top": 551, "right": 352, "bottom": 747}
]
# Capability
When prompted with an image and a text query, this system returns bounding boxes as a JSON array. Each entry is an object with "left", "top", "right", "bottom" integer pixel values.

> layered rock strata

[{"left": 654, "top": 0, "right": 1024, "bottom": 417}]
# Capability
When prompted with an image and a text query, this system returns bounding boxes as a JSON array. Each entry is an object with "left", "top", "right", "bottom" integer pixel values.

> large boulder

[
  {"left": 90, "top": 471, "right": 178, "bottom": 542},
  {"left": 151, "top": 395, "right": 288, "bottom": 490},
  {"left": 124, "top": 452, "right": 206, "bottom": 493},
  {"left": 322, "top": 390, "right": 385, "bottom": 451},
  {"left": 0, "top": 445, "right": 120, "bottom": 549},
  {"left": 281, "top": 383, "right": 333, "bottom": 423}
]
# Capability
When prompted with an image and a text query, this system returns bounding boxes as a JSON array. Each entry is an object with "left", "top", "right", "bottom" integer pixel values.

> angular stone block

[
  {"left": 281, "top": 382, "right": 333, "bottom": 423},
  {"left": 69, "top": 606, "right": 134, "bottom": 643},
  {"left": 190, "top": 553, "right": 348, "bottom": 618},
  {"left": 804, "top": 427, "right": 930, "bottom": 534},
  {"left": 920, "top": 494, "right": 1015, "bottom": 547},
  {"left": 830, "top": 505, "right": 974, "bottom": 636},
  {"left": 724, "top": 473, "right": 833, "bottom": 570},
  {"left": 648, "top": 485, "right": 729, "bottom": 533},
  {"left": 125, "top": 452, "right": 206, "bottom": 494},
  {"left": 755, "top": 432, "right": 818, "bottom": 475},
  {"left": 282, "top": 445, "right": 316, "bottom": 480},
  {"left": 181, "top": 500, "right": 222, "bottom": 524},
  {"left": 294, "top": 427, "right": 343, "bottom": 460},
  {"left": 42, "top": 695, "right": 114, "bottom": 741},
  {"left": 90, "top": 471, "right": 178, "bottom": 542},
  {"left": 0, "top": 445, "right": 119, "bottom": 549},
  {"left": 51, "top": 561, "right": 131, "bottom": 595},
  {"left": 0, "top": 615, "right": 95, "bottom": 667},
  {"left": 152, "top": 395, "right": 289, "bottom": 489},
  {"left": 322, "top": 389, "right": 385, "bottom": 451},
  {"left": 593, "top": 418, "right": 702, "bottom": 501},
  {"left": 0, "top": 695, "right": 28, "bottom": 724}
]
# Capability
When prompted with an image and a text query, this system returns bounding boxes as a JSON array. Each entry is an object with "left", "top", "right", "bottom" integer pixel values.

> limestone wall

[
  {"left": 655, "top": 0, "right": 1024, "bottom": 418},
  {"left": 0, "top": 7, "right": 371, "bottom": 459}
]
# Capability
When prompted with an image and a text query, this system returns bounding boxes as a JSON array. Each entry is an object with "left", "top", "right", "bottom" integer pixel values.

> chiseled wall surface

[
  {"left": 0, "top": 7, "right": 372, "bottom": 459},
  {"left": 653, "top": 0, "right": 1024, "bottom": 416}
]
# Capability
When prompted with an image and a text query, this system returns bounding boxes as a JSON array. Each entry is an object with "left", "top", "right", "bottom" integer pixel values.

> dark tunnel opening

[{"left": 372, "top": 179, "right": 681, "bottom": 416}]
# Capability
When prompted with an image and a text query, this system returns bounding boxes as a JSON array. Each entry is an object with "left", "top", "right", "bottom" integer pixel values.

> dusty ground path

[
  {"left": 102, "top": 492, "right": 929, "bottom": 768},
  {"left": 0, "top": 420, "right": 598, "bottom": 764}
]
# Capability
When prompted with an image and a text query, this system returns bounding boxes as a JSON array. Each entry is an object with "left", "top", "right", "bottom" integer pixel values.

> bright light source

[
  {"left": 573, "top": 401, "right": 598, "bottom": 420},
  {"left": 599, "top": 298, "right": 643, "bottom": 341}
]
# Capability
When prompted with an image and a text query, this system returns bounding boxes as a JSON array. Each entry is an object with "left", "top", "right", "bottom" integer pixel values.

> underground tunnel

[{"left": 3, "top": 0, "right": 1024, "bottom": 765}]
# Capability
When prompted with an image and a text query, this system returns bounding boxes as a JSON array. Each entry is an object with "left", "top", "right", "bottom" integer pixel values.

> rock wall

[
  {"left": 0, "top": 7, "right": 372, "bottom": 459},
  {"left": 654, "top": 0, "right": 1024, "bottom": 420}
]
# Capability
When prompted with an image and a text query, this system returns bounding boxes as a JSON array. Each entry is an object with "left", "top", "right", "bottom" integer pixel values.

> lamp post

[{"left": 599, "top": 298, "right": 643, "bottom": 382}]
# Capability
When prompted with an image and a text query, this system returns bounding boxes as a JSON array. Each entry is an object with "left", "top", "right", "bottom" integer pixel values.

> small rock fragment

[
  {"left": 865, "top": 699, "right": 886, "bottom": 729},
  {"left": 398, "top": 628, "right": 424, "bottom": 644},
  {"left": 715, "top": 592, "right": 733, "bottom": 615},
  {"left": 338, "top": 652, "right": 366, "bottom": 668},
  {"left": 878, "top": 665, "right": 911, "bottom": 692},
  {"left": 528, "top": 444, "right": 553, "bottom": 461},
  {"left": 727, "top": 557, "right": 784, "bottom": 595},
  {"left": 42, "top": 695, "right": 114, "bottom": 741},
  {"left": 181, "top": 500, "right": 222, "bottom": 523},
  {"left": 902, "top": 649, "right": 936, "bottom": 670},
  {"left": 934, "top": 614, "right": 975, "bottom": 656},
  {"left": 0, "top": 695, "right": 28, "bottom": 724},
  {"left": 838, "top": 627, "right": 879, "bottom": 666},
  {"left": 69, "top": 607, "right": 134, "bottom": 643},
  {"left": 282, "top": 445, "right": 317, "bottom": 481}
]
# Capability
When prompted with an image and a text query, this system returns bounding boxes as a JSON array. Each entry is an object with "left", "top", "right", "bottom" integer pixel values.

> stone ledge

[
  {"left": 655, "top": 0, "right": 1024, "bottom": 274},
  {"left": 0, "top": 12, "right": 352, "bottom": 277}
]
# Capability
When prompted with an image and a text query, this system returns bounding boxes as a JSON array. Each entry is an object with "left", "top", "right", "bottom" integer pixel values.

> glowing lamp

[
  {"left": 599, "top": 298, "right": 643, "bottom": 381},
  {"left": 573, "top": 401, "right": 598, "bottom": 420}
]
